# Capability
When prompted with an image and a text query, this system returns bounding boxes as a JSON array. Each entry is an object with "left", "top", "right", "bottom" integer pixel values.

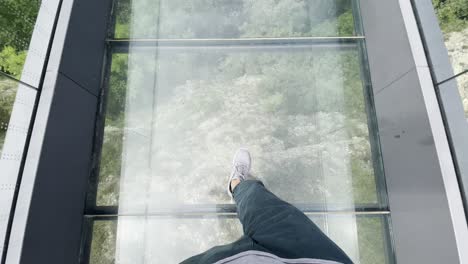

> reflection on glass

[
  {"left": 0, "top": 0, "right": 41, "bottom": 80},
  {"left": 96, "top": 46, "right": 382, "bottom": 210},
  {"left": 114, "top": 0, "right": 356, "bottom": 38},
  {"left": 88, "top": 215, "right": 391, "bottom": 264}
]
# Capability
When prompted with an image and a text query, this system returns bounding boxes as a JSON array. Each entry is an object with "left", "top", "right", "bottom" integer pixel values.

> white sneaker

[{"left": 227, "top": 148, "right": 252, "bottom": 197}]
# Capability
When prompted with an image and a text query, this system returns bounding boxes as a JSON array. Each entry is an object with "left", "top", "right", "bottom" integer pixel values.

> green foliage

[
  {"left": 106, "top": 54, "right": 128, "bottom": 124},
  {"left": 0, "top": 0, "right": 38, "bottom": 153},
  {"left": 90, "top": 221, "right": 117, "bottom": 264},
  {"left": 351, "top": 152, "right": 377, "bottom": 203},
  {"left": 0, "top": 0, "right": 40, "bottom": 77},
  {"left": 0, "top": 0, "right": 40, "bottom": 49},
  {"left": 0, "top": 0, "right": 40, "bottom": 180},
  {"left": 0, "top": 46, "right": 27, "bottom": 78},
  {"left": 114, "top": 0, "right": 131, "bottom": 38},
  {"left": 95, "top": 54, "right": 129, "bottom": 205},
  {"left": 0, "top": 78, "right": 17, "bottom": 153},
  {"left": 337, "top": 10, "right": 355, "bottom": 36},
  {"left": 96, "top": 128, "right": 123, "bottom": 205},
  {"left": 357, "top": 217, "right": 387, "bottom": 264},
  {"left": 113, "top": 0, "right": 354, "bottom": 38},
  {"left": 433, "top": 0, "right": 468, "bottom": 33},
  {"left": 0, "top": 0, "right": 40, "bottom": 78}
]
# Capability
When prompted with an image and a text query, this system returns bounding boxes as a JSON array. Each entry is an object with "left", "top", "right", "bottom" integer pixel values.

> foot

[{"left": 227, "top": 148, "right": 251, "bottom": 197}]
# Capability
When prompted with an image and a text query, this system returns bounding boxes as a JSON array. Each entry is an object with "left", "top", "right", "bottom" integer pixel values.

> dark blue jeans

[{"left": 181, "top": 180, "right": 353, "bottom": 264}]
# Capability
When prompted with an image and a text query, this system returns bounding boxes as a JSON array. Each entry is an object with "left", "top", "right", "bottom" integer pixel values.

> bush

[{"left": 433, "top": 0, "right": 468, "bottom": 33}]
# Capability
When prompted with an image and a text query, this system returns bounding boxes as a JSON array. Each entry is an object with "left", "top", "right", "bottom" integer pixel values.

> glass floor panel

[
  {"left": 113, "top": 0, "right": 357, "bottom": 39},
  {"left": 94, "top": 44, "right": 384, "bottom": 211},
  {"left": 86, "top": 214, "right": 392, "bottom": 264},
  {"left": 86, "top": 1, "right": 392, "bottom": 263}
]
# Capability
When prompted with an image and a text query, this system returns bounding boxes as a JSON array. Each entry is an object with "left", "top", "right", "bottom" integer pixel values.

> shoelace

[{"left": 235, "top": 164, "right": 248, "bottom": 178}]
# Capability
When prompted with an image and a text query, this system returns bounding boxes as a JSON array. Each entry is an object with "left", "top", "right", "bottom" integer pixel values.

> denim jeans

[{"left": 181, "top": 180, "right": 353, "bottom": 264}]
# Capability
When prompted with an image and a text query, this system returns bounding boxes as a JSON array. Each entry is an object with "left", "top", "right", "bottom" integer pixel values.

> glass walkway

[{"left": 82, "top": 0, "right": 394, "bottom": 263}]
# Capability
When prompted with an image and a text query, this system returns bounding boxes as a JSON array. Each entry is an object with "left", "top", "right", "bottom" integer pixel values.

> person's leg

[
  {"left": 180, "top": 235, "right": 254, "bottom": 264},
  {"left": 233, "top": 180, "right": 353, "bottom": 264}
]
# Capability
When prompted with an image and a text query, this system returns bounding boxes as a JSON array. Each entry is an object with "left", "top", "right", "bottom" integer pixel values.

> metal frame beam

[
  {"left": 4, "top": 0, "right": 113, "bottom": 263},
  {"left": 359, "top": 0, "right": 468, "bottom": 263}
]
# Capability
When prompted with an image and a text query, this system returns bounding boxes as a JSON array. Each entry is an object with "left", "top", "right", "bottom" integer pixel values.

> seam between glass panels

[
  {"left": 105, "top": 37, "right": 364, "bottom": 47},
  {"left": 107, "top": 36, "right": 365, "bottom": 41},
  {"left": 84, "top": 212, "right": 391, "bottom": 221},
  {"left": 85, "top": 208, "right": 391, "bottom": 218},
  {"left": 107, "top": 38, "right": 362, "bottom": 53}
]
